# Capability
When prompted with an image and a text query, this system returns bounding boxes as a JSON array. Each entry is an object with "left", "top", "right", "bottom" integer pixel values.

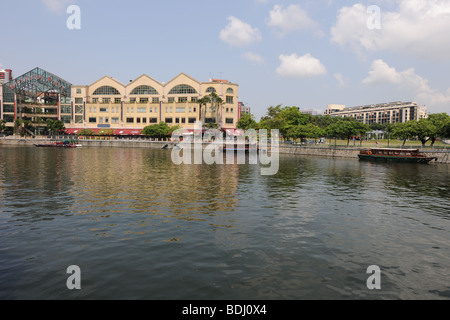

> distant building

[
  {"left": 1, "top": 67, "right": 240, "bottom": 133},
  {"left": 239, "top": 102, "right": 251, "bottom": 116},
  {"left": 300, "top": 109, "right": 319, "bottom": 116},
  {"left": 325, "top": 101, "right": 427, "bottom": 124},
  {"left": 0, "top": 69, "right": 13, "bottom": 84}
]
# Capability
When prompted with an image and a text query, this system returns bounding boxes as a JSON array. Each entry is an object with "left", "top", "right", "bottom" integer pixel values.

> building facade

[
  {"left": 325, "top": 101, "right": 427, "bottom": 125},
  {"left": 1, "top": 68, "right": 239, "bottom": 134}
]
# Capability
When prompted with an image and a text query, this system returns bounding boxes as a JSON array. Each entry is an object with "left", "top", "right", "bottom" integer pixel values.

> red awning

[{"left": 224, "top": 128, "right": 244, "bottom": 136}]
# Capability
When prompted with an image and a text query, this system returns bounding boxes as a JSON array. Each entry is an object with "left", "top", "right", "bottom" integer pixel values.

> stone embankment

[{"left": 2, "top": 136, "right": 449, "bottom": 164}]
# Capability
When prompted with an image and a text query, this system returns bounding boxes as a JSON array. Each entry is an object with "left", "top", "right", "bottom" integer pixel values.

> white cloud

[
  {"left": 241, "top": 52, "right": 265, "bottom": 65},
  {"left": 364, "top": 59, "right": 450, "bottom": 113},
  {"left": 276, "top": 53, "right": 327, "bottom": 78},
  {"left": 331, "top": 1, "right": 450, "bottom": 60},
  {"left": 334, "top": 73, "right": 345, "bottom": 87},
  {"left": 219, "top": 16, "right": 262, "bottom": 47},
  {"left": 266, "top": 4, "right": 320, "bottom": 36},
  {"left": 42, "top": 0, "right": 74, "bottom": 15}
]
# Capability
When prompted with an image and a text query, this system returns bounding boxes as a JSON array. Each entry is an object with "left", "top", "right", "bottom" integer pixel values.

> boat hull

[{"left": 358, "top": 154, "right": 437, "bottom": 163}]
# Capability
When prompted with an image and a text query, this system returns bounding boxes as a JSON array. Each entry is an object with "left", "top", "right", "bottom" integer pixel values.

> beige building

[
  {"left": 67, "top": 73, "right": 239, "bottom": 134},
  {"left": 325, "top": 101, "right": 427, "bottom": 125}
]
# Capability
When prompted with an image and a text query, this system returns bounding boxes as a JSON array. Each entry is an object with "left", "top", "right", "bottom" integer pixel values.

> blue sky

[{"left": 1, "top": 0, "right": 449, "bottom": 119}]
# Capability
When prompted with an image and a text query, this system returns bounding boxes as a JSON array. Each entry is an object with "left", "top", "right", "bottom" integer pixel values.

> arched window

[
  {"left": 206, "top": 87, "right": 216, "bottom": 93},
  {"left": 130, "top": 85, "right": 159, "bottom": 95},
  {"left": 93, "top": 86, "right": 120, "bottom": 95},
  {"left": 226, "top": 88, "right": 234, "bottom": 94},
  {"left": 168, "top": 84, "right": 197, "bottom": 95}
]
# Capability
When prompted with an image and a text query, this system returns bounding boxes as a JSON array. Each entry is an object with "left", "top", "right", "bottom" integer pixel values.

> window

[
  {"left": 137, "top": 107, "right": 146, "bottom": 113},
  {"left": 92, "top": 98, "right": 99, "bottom": 103},
  {"left": 225, "top": 118, "right": 234, "bottom": 124},
  {"left": 140, "top": 98, "right": 148, "bottom": 103},
  {"left": 61, "top": 106, "right": 71, "bottom": 114},
  {"left": 130, "top": 85, "right": 159, "bottom": 95},
  {"left": 149, "top": 118, "right": 157, "bottom": 123},
  {"left": 3, "top": 105, "right": 14, "bottom": 113},
  {"left": 165, "top": 117, "right": 173, "bottom": 123},
  {"left": 103, "top": 98, "right": 110, "bottom": 103},
  {"left": 76, "top": 89, "right": 82, "bottom": 94},
  {"left": 75, "top": 105, "right": 83, "bottom": 114},
  {"left": 205, "top": 118, "right": 216, "bottom": 123},
  {"left": 4, "top": 115, "right": 14, "bottom": 122},
  {"left": 226, "top": 96, "right": 234, "bottom": 104},
  {"left": 181, "top": 118, "right": 186, "bottom": 124},
  {"left": 93, "top": 86, "right": 120, "bottom": 95},
  {"left": 152, "top": 97, "right": 159, "bottom": 103},
  {"left": 130, "top": 98, "right": 136, "bottom": 103},
  {"left": 115, "top": 98, "right": 121, "bottom": 104},
  {"left": 75, "top": 98, "right": 83, "bottom": 104},
  {"left": 61, "top": 115, "right": 71, "bottom": 124},
  {"left": 137, "top": 118, "right": 141, "bottom": 123},
  {"left": 126, "top": 118, "right": 134, "bottom": 123},
  {"left": 226, "top": 88, "right": 234, "bottom": 94},
  {"left": 175, "top": 118, "right": 180, "bottom": 124},
  {"left": 191, "top": 97, "right": 198, "bottom": 102},
  {"left": 100, "top": 107, "right": 108, "bottom": 113},
  {"left": 99, "top": 117, "right": 103, "bottom": 124},
  {"left": 89, "top": 117, "right": 96, "bottom": 123},
  {"left": 178, "top": 97, "right": 187, "bottom": 102},
  {"left": 176, "top": 107, "right": 185, "bottom": 113},
  {"left": 168, "top": 97, "right": 175, "bottom": 103},
  {"left": 142, "top": 118, "right": 147, "bottom": 124},
  {"left": 112, "top": 117, "right": 119, "bottom": 124},
  {"left": 206, "top": 87, "right": 216, "bottom": 93},
  {"left": 168, "top": 84, "right": 197, "bottom": 95},
  {"left": 75, "top": 115, "right": 83, "bottom": 124},
  {"left": 188, "top": 117, "right": 197, "bottom": 124}
]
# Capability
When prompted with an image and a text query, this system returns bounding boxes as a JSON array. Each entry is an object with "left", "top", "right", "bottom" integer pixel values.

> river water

[{"left": 0, "top": 145, "right": 449, "bottom": 300}]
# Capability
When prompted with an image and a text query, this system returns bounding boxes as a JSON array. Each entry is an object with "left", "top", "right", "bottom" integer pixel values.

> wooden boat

[
  {"left": 35, "top": 140, "right": 82, "bottom": 148},
  {"left": 358, "top": 148, "right": 437, "bottom": 163},
  {"left": 220, "top": 143, "right": 258, "bottom": 152}
]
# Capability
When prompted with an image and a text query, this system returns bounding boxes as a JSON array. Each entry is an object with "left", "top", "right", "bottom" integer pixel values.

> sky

[{"left": 1, "top": 0, "right": 450, "bottom": 120}]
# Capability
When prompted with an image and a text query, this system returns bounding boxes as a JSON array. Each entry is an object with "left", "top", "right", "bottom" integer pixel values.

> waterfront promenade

[{"left": 2, "top": 135, "right": 450, "bottom": 164}]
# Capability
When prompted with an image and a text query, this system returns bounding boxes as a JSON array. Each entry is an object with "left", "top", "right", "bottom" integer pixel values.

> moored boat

[
  {"left": 34, "top": 140, "right": 82, "bottom": 148},
  {"left": 358, "top": 148, "right": 437, "bottom": 163}
]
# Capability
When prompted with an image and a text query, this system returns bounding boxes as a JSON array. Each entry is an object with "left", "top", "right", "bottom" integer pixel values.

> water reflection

[{"left": 0, "top": 146, "right": 449, "bottom": 299}]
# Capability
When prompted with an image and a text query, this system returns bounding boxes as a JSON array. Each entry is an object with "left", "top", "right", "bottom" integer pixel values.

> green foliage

[
  {"left": 142, "top": 122, "right": 178, "bottom": 138},
  {"left": 236, "top": 113, "right": 259, "bottom": 130},
  {"left": 0, "top": 119, "right": 7, "bottom": 132},
  {"left": 77, "top": 129, "right": 95, "bottom": 136},
  {"left": 325, "top": 117, "right": 369, "bottom": 145},
  {"left": 391, "top": 121, "right": 417, "bottom": 147},
  {"left": 45, "top": 119, "right": 65, "bottom": 135}
]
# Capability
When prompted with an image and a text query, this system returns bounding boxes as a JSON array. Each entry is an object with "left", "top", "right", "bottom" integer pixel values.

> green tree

[
  {"left": 391, "top": 121, "right": 417, "bottom": 147},
  {"left": 142, "top": 122, "right": 172, "bottom": 139},
  {"left": 326, "top": 118, "right": 367, "bottom": 146},
  {"left": 236, "top": 113, "right": 259, "bottom": 130},
  {"left": 0, "top": 119, "right": 7, "bottom": 132},
  {"left": 427, "top": 113, "right": 450, "bottom": 146},
  {"left": 197, "top": 92, "right": 223, "bottom": 127},
  {"left": 46, "top": 119, "right": 65, "bottom": 135}
]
